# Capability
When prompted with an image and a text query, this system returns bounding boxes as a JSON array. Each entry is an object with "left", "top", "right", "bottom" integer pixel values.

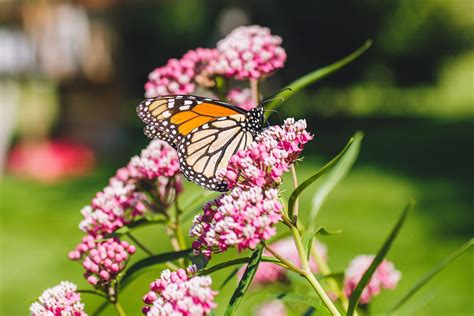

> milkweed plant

[{"left": 31, "top": 25, "right": 472, "bottom": 316}]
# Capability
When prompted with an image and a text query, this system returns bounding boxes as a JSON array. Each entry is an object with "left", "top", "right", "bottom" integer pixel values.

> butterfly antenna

[
  {"left": 264, "top": 109, "right": 283, "bottom": 124},
  {"left": 261, "top": 96, "right": 285, "bottom": 105},
  {"left": 261, "top": 87, "right": 293, "bottom": 102}
]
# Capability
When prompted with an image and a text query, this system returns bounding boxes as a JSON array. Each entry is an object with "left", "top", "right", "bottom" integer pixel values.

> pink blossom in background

[
  {"left": 219, "top": 118, "right": 312, "bottom": 190},
  {"left": 255, "top": 300, "right": 286, "bottom": 316},
  {"left": 30, "top": 281, "right": 87, "bottom": 316},
  {"left": 7, "top": 139, "right": 95, "bottom": 183},
  {"left": 214, "top": 25, "right": 287, "bottom": 80},
  {"left": 190, "top": 187, "right": 282, "bottom": 257},
  {"left": 145, "top": 48, "right": 219, "bottom": 98},
  {"left": 344, "top": 255, "right": 401, "bottom": 304},
  {"left": 142, "top": 266, "right": 217, "bottom": 316},
  {"left": 68, "top": 236, "right": 136, "bottom": 288},
  {"left": 240, "top": 238, "right": 327, "bottom": 285},
  {"left": 227, "top": 87, "right": 255, "bottom": 110}
]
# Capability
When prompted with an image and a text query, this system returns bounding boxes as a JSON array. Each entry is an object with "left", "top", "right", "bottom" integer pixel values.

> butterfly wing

[
  {"left": 137, "top": 95, "right": 246, "bottom": 147},
  {"left": 177, "top": 116, "right": 255, "bottom": 191}
]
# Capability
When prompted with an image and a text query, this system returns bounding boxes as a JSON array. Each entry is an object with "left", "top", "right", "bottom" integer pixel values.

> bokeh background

[{"left": 1, "top": 1, "right": 473, "bottom": 315}]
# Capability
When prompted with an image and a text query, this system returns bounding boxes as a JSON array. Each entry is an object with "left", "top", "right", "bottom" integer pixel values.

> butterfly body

[{"left": 137, "top": 95, "right": 264, "bottom": 191}]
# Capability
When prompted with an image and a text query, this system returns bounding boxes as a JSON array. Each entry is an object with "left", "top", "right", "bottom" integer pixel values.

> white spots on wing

[
  {"left": 179, "top": 105, "right": 190, "bottom": 110},
  {"left": 162, "top": 111, "right": 171, "bottom": 118},
  {"left": 184, "top": 100, "right": 193, "bottom": 105}
]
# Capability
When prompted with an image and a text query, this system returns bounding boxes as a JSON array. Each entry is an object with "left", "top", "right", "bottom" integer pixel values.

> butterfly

[{"left": 136, "top": 95, "right": 264, "bottom": 192}]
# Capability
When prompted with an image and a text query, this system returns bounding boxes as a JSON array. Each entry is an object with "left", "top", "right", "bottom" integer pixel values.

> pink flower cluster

[
  {"left": 142, "top": 267, "right": 217, "bottom": 315},
  {"left": 79, "top": 179, "right": 145, "bottom": 236},
  {"left": 220, "top": 118, "right": 313, "bottom": 189},
  {"left": 249, "top": 238, "right": 327, "bottom": 285},
  {"left": 214, "top": 25, "right": 287, "bottom": 80},
  {"left": 79, "top": 140, "right": 182, "bottom": 236},
  {"left": 227, "top": 87, "right": 255, "bottom": 110},
  {"left": 190, "top": 187, "right": 282, "bottom": 257},
  {"left": 144, "top": 25, "right": 286, "bottom": 98},
  {"left": 145, "top": 48, "right": 219, "bottom": 98},
  {"left": 344, "top": 255, "right": 401, "bottom": 304},
  {"left": 68, "top": 236, "right": 136, "bottom": 288},
  {"left": 30, "top": 281, "right": 86, "bottom": 316}
]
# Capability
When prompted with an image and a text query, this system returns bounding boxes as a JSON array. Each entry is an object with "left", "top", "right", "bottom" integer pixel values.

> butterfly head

[{"left": 246, "top": 104, "right": 265, "bottom": 135}]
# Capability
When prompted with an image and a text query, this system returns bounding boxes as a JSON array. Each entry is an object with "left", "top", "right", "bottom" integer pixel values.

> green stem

[
  {"left": 264, "top": 244, "right": 302, "bottom": 275},
  {"left": 126, "top": 233, "right": 154, "bottom": 256},
  {"left": 290, "top": 165, "right": 300, "bottom": 223},
  {"left": 113, "top": 301, "right": 126, "bottom": 316},
  {"left": 291, "top": 225, "right": 341, "bottom": 316},
  {"left": 312, "top": 246, "right": 352, "bottom": 313}
]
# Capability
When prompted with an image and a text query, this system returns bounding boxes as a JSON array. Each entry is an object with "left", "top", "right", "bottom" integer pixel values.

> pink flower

[
  {"left": 246, "top": 238, "right": 327, "bottom": 285},
  {"left": 256, "top": 300, "right": 286, "bottom": 316},
  {"left": 79, "top": 140, "right": 182, "bottom": 236},
  {"left": 190, "top": 187, "right": 282, "bottom": 257},
  {"left": 8, "top": 139, "right": 95, "bottom": 183},
  {"left": 219, "top": 118, "right": 312, "bottom": 190},
  {"left": 227, "top": 88, "right": 255, "bottom": 110},
  {"left": 344, "top": 255, "right": 401, "bottom": 304},
  {"left": 69, "top": 236, "right": 136, "bottom": 289},
  {"left": 142, "top": 266, "right": 217, "bottom": 316},
  {"left": 145, "top": 48, "right": 219, "bottom": 97},
  {"left": 78, "top": 178, "right": 146, "bottom": 236},
  {"left": 128, "top": 139, "right": 181, "bottom": 180},
  {"left": 214, "top": 25, "right": 287, "bottom": 80},
  {"left": 30, "top": 281, "right": 87, "bottom": 316}
]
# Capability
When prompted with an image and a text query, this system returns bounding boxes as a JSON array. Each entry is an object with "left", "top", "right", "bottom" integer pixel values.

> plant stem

[
  {"left": 264, "top": 244, "right": 302, "bottom": 274},
  {"left": 250, "top": 78, "right": 259, "bottom": 105},
  {"left": 113, "top": 301, "right": 126, "bottom": 316},
  {"left": 290, "top": 164, "right": 300, "bottom": 223},
  {"left": 126, "top": 233, "right": 154, "bottom": 256},
  {"left": 291, "top": 225, "right": 341, "bottom": 315},
  {"left": 311, "top": 246, "right": 352, "bottom": 313},
  {"left": 303, "top": 271, "right": 341, "bottom": 316}
]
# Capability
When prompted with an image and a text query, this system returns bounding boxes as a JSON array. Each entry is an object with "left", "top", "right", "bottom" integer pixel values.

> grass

[{"left": 1, "top": 118, "right": 473, "bottom": 315}]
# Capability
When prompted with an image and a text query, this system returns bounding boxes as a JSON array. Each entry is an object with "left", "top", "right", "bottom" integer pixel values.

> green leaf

[
  {"left": 347, "top": 201, "right": 414, "bottom": 316},
  {"left": 306, "top": 132, "right": 363, "bottom": 232},
  {"left": 225, "top": 245, "right": 264, "bottom": 316},
  {"left": 219, "top": 267, "right": 240, "bottom": 290},
  {"left": 277, "top": 293, "right": 331, "bottom": 315},
  {"left": 265, "top": 40, "right": 372, "bottom": 114},
  {"left": 387, "top": 238, "right": 473, "bottom": 315},
  {"left": 119, "top": 249, "right": 192, "bottom": 289},
  {"left": 302, "top": 227, "right": 342, "bottom": 260},
  {"left": 313, "top": 227, "right": 343, "bottom": 236},
  {"left": 199, "top": 256, "right": 280, "bottom": 276},
  {"left": 287, "top": 133, "right": 359, "bottom": 221}
]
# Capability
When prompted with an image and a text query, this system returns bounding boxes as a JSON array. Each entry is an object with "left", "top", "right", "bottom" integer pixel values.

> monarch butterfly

[{"left": 136, "top": 95, "right": 264, "bottom": 192}]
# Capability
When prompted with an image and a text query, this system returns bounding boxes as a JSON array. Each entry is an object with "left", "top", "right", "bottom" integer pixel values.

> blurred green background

[{"left": 1, "top": 1, "right": 473, "bottom": 315}]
